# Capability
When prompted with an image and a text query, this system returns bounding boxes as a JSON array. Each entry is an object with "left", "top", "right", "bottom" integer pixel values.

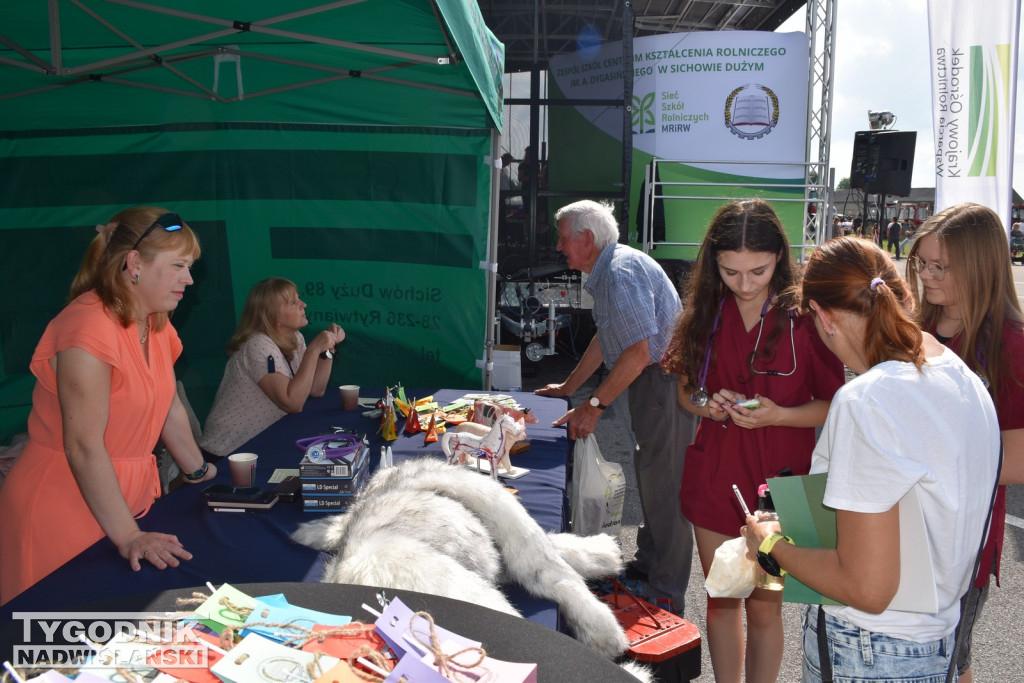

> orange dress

[{"left": 0, "top": 291, "right": 181, "bottom": 604}]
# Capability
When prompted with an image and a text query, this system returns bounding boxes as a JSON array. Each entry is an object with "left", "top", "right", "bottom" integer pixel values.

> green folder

[
  {"left": 767, "top": 473, "right": 938, "bottom": 612},
  {"left": 766, "top": 473, "right": 843, "bottom": 605}
]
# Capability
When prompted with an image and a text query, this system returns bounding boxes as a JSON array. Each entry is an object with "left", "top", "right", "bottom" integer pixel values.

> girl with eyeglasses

[
  {"left": 0, "top": 207, "right": 216, "bottom": 605},
  {"left": 743, "top": 236, "right": 1000, "bottom": 682},
  {"left": 905, "top": 202, "right": 1024, "bottom": 682},
  {"left": 663, "top": 199, "right": 845, "bottom": 682}
]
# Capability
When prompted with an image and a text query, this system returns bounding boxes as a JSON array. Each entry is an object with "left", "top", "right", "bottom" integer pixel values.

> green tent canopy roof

[{"left": 0, "top": 0, "right": 504, "bottom": 132}]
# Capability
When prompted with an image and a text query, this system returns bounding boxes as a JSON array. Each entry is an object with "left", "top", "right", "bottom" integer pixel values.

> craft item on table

[
  {"left": 194, "top": 584, "right": 258, "bottom": 635},
  {"left": 381, "top": 406, "right": 397, "bottom": 442},
  {"left": 84, "top": 631, "right": 166, "bottom": 683},
  {"left": 301, "top": 623, "right": 389, "bottom": 661},
  {"left": 19, "top": 673, "right": 72, "bottom": 683},
  {"left": 296, "top": 433, "right": 361, "bottom": 464},
  {"left": 210, "top": 633, "right": 339, "bottom": 683},
  {"left": 55, "top": 674, "right": 106, "bottom": 683},
  {"left": 403, "top": 398, "right": 422, "bottom": 435},
  {"left": 440, "top": 414, "right": 528, "bottom": 479},
  {"left": 390, "top": 614, "right": 537, "bottom": 683},
  {"left": 423, "top": 414, "right": 439, "bottom": 444},
  {"left": 241, "top": 602, "right": 353, "bottom": 644},
  {"left": 470, "top": 400, "right": 538, "bottom": 426},
  {"left": 373, "top": 598, "right": 480, "bottom": 661},
  {"left": 147, "top": 628, "right": 227, "bottom": 683}
]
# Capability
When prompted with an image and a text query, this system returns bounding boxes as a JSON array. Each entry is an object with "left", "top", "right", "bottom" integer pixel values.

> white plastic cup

[
  {"left": 339, "top": 384, "right": 360, "bottom": 410},
  {"left": 228, "top": 452, "right": 258, "bottom": 486}
]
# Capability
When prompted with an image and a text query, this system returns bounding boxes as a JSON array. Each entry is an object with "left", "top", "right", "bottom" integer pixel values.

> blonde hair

[
  {"left": 70, "top": 206, "right": 200, "bottom": 330},
  {"left": 227, "top": 278, "right": 300, "bottom": 359},
  {"left": 907, "top": 202, "right": 1023, "bottom": 400}
]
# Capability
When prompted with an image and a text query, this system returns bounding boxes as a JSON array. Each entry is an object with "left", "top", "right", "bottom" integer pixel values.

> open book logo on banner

[{"left": 724, "top": 84, "right": 779, "bottom": 140}]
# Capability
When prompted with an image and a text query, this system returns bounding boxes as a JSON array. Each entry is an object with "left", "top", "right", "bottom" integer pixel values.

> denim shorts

[{"left": 802, "top": 606, "right": 955, "bottom": 682}]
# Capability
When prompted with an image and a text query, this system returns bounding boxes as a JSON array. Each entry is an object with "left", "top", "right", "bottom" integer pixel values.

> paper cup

[
  {"left": 228, "top": 452, "right": 258, "bottom": 486},
  {"left": 339, "top": 384, "right": 360, "bottom": 410}
]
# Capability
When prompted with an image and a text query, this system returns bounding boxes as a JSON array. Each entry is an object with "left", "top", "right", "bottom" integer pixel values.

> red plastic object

[{"left": 599, "top": 582, "right": 701, "bottom": 663}]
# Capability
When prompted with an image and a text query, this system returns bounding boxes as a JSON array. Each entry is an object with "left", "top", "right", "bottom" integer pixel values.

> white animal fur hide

[{"left": 291, "top": 458, "right": 632, "bottom": 660}]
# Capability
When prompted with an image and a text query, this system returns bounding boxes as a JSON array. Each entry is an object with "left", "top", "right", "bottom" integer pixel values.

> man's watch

[
  {"left": 588, "top": 395, "right": 607, "bottom": 411},
  {"left": 757, "top": 532, "right": 794, "bottom": 577}
]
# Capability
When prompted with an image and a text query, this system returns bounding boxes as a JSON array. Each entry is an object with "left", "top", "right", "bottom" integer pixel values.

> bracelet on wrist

[{"left": 183, "top": 462, "right": 209, "bottom": 481}]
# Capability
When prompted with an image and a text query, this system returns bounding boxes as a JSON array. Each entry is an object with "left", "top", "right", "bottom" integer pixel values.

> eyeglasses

[
  {"left": 122, "top": 213, "right": 183, "bottom": 270},
  {"left": 910, "top": 255, "right": 950, "bottom": 281},
  {"left": 131, "top": 212, "right": 183, "bottom": 250}
]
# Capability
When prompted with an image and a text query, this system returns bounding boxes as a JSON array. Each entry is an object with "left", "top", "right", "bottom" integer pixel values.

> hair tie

[
  {"left": 95, "top": 222, "right": 116, "bottom": 245},
  {"left": 869, "top": 277, "right": 885, "bottom": 292}
]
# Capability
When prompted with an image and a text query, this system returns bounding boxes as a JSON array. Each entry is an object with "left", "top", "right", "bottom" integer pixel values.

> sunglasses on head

[{"left": 122, "top": 213, "right": 184, "bottom": 270}]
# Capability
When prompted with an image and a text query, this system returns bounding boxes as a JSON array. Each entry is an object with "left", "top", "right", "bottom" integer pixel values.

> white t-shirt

[
  {"left": 200, "top": 331, "right": 306, "bottom": 457},
  {"left": 811, "top": 347, "right": 1000, "bottom": 641}
]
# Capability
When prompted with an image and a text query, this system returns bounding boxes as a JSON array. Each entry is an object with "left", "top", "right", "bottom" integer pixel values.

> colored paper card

[
  {"left": 315, "top": 658, "right": 391, "bottom": 683},
  {"left": 242, "top": 602, "right": 353, "bottom": 643},
  {"left": 301, "top": 623, "right": 389, "bottom": 660},
  {"left": 253, "top": 593, "right": 290, "bottom": 607},
  {"left": 210, "top": 633, "right": 339, "bottom": 683},
  {"left": 194, "top": 584, "right": 259, "bottom": 634},
  {"left": 62, "top": 674, "right": 108, "bottom": 683},
  {"left": 86, "top": 631, "right": 162, "bottom": 682},
  {"left": 387, "top": 638, "right": 537, "bottom": 683},
  {"left": 26, "top": 672, "right": 74, "bottom": 683},
  {"left": 147, "top": 629, "right": 225, "bottom": 683},
  {"left": 769, "top": 473, "right": 938, "bottom": 612},
  {"left": 374, "top": 598, "right": 480, "bottom": 660}
]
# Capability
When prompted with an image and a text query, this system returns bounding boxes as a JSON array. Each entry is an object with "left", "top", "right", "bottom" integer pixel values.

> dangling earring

[
  {"left": 826, "top": 326, "right": 836, "bottom": 340},
  {"left": 132, "top": 273, "right": 140, "bottom": 286}
]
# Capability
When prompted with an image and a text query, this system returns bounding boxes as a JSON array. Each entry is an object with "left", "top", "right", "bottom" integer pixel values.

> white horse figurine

[{"left": 441, "top": 413, "right": 526, "bottom": 478}]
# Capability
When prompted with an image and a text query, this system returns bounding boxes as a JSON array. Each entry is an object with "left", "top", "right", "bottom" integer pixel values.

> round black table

[{"left": 2, "top": 582, "right": 638, "bottom": 682}]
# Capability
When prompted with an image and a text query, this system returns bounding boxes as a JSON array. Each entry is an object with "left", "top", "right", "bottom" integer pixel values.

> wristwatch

[
  {"left": 757, "top": 532, "right": 794, "bottom": 577},
  {"left": 319, "top": 350, "right": 333, "bottom": 360},
  {"left": 588, "top": 395, "right": 607, "bottom": 411}
]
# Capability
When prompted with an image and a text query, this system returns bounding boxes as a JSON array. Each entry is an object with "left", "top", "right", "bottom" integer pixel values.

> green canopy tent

[{"left": 0, "top": 0, "right": 505, "bottom": 442}]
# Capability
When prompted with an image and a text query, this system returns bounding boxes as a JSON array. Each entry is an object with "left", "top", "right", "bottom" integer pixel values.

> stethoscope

[
  {"left": 295, "top": 433, "right": 361, "bottom": 463},
  {"left": 690, "top": 289, "right": 796, "bottom": 407}
]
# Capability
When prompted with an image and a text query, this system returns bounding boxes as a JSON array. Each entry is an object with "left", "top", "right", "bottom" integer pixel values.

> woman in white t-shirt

[
  {"left": 200, "top": 278, "right": 345, "bottom": 458},
  {"left": 742, "top": 237, "right": 1000, "bottom": 682}
]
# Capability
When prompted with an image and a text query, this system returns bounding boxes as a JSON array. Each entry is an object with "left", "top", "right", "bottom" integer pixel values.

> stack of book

[{"left": 298, "top": 436, "right": 370, "bottom": 512}]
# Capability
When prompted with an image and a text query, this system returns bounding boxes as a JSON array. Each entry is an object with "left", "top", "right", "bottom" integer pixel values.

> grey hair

[{"left": 554, "top": 200, "right": 619, "bottom": 248}]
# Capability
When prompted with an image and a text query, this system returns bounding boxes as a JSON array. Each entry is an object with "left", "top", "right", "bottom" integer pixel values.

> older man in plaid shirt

[{"left": 536, "top": 199, "right": 697, "bottom": 614}]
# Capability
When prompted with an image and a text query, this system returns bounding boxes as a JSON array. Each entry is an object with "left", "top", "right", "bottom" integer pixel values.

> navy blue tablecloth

[{"left": 0, "top": 389, "right": 572, "bottom": 658}]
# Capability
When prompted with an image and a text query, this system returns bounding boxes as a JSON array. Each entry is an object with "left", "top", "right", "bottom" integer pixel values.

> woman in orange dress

[{"left": 0, "top": 207, "right": 216, "bottom": 604}]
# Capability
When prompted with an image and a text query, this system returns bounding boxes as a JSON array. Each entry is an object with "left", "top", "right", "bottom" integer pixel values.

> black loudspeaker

[{"left": 849, "top": 130, "right": 916, "bottom": 196}]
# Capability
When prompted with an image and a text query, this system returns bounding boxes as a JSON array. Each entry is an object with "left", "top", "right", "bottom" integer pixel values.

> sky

[{"left": 777, "top": 0, "right": 1023, "bottom": 193}]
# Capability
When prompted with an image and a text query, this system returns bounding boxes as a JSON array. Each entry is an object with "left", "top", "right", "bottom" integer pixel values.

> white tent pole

[{"left": 483, "top": 130, "right": 502, "bottom": 390}]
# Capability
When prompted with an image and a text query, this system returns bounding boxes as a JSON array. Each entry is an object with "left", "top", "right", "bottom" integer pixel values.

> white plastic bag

[
  {"left": 705, "top": 536, "right": 756, "bottom": 598},
  {"left": 570, "top": 434, "right": 626, "bottom": 537}
]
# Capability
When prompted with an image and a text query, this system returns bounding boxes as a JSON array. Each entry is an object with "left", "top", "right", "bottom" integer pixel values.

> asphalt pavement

[{"left": 519, "top": 261, "right": 1024, "bottom": 681}]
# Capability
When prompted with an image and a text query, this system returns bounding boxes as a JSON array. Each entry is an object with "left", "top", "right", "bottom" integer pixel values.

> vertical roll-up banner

[{"left": 927, "top": 0, "right": 1021, "bottom": 230}]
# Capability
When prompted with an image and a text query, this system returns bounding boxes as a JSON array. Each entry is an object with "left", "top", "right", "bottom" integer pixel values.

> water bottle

[{"left": 754, "top": 483, "right": 785, "bottom": 591}]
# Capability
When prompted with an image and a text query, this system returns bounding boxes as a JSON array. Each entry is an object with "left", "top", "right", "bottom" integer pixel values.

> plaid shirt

[{"left": 585, "top": 243, "right": 681, "bottom": 369}]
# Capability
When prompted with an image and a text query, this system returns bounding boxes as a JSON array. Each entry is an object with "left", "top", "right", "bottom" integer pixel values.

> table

[
  {"left": 0, "top": 390, "right": 573, "bottom": 660},
  {"left": 5, "top": 582, "right": 637, "bottom": 682}
]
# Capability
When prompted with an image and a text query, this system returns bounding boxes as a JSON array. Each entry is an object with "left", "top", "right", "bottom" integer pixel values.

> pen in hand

[{"left": 732, "top": 484, "right": 751, "bottom": 517}]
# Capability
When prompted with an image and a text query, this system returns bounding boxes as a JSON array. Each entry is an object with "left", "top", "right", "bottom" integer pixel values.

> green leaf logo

[{"left": 632, "top": 92, "right": 656, "bottom": 133}]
